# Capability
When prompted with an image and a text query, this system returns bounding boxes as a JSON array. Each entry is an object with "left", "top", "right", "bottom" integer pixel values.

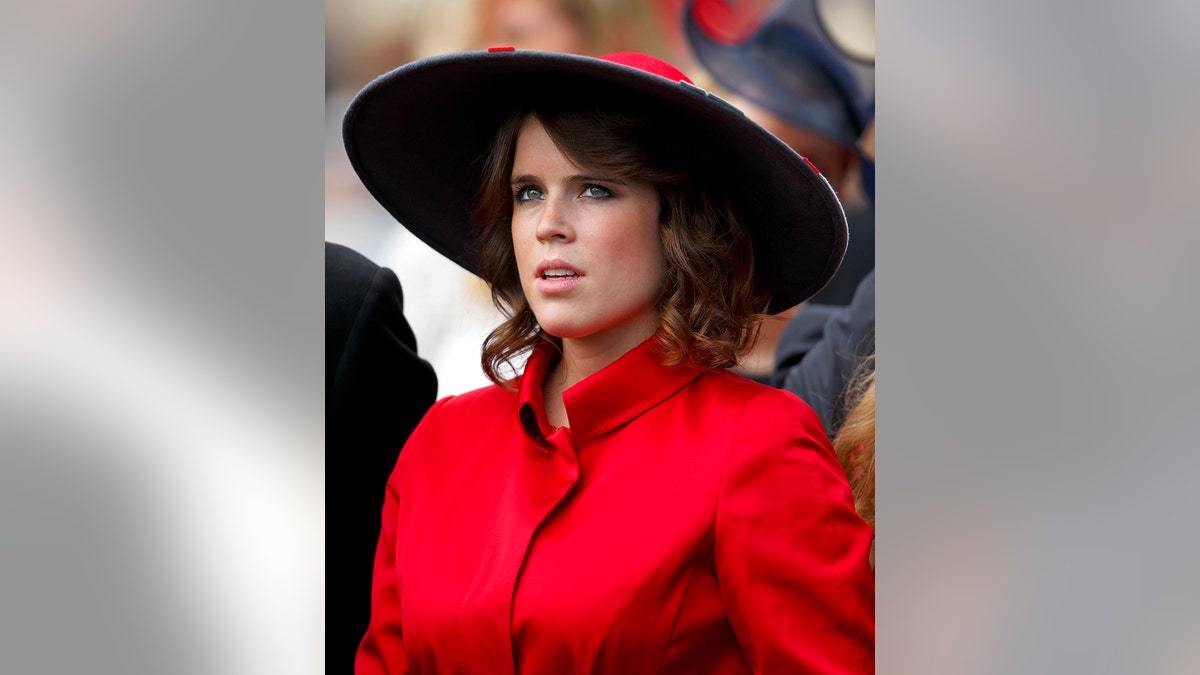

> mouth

[
  {"left": 534, "top": 260, "right": 584, "bottom": 294},
  {"left": 535, "top": 260, "right": 584, "bottom": 280}
]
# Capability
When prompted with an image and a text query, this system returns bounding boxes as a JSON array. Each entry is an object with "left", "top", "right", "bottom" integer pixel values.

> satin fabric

[{"left": 356, "top": 337, "right": 874, "bottom": 674}]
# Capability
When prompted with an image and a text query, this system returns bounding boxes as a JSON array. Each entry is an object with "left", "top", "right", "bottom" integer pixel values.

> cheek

[
  {"left": 511, "top": 217, "right": 534, "bottom": 260},
  {"left": 636, "top": 234, "right": 666, "bottom": 278},
  {"left": 611, "top": 219, "right": 666, "bottom": 289},
  {"left": 510, "top": 212, "right": 527, "bottom": 244},
  {"left": 635, "top": 209, "right": 666, "bottom": 275},
  {"left": 509, "top": 220, "right": 537, "bottom": 292}
]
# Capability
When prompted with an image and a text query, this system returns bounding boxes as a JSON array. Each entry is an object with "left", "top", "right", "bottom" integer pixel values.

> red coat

[{"left": 356, "top": 337, "right": 874, "bottom": 674}]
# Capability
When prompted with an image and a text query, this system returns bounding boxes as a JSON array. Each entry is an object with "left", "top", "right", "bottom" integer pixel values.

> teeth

[{"left": 542, "top": 269, "right": 578, "bottom": 279}]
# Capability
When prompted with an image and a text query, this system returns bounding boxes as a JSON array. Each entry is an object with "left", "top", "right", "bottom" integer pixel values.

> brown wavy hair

[{"left": 472, "top": 101, "right": 772, "bottom": 387}]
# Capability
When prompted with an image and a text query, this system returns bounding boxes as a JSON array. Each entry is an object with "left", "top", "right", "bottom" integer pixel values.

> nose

[{"left": 534, "top": 194, "right": 574, "bottom": 243}]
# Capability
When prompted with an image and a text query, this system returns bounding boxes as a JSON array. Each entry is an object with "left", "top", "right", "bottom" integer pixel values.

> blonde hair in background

[{"left": 833, "top": 356, "right": 875, "bottom": 566}]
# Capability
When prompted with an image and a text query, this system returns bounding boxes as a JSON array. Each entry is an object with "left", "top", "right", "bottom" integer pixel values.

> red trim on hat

[
  {"left": 487, "top": 46, "right": 515, "bottom": 52},
  {"left": 600, "top": 51, "right": 694, "bottom": 85},
  {"left": 801, "top": 156, "right": 821, "bottom": 175}
]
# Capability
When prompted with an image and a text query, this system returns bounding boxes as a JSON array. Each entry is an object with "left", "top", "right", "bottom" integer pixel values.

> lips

[
  {"left": 534, "top": 259, "right": 584, "bottom": 294},
  {"left": 535, "top": 259, "right": 584, "bottom": 280}
]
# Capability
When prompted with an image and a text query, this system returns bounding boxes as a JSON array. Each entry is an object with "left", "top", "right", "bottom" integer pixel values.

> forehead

[{"left": 512, "top": 116, "right": 584, "bottom": 174}]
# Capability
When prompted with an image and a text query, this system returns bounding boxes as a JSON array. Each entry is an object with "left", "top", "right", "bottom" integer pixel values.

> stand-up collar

[{"left": 517, "top": 336, "right": 707, "bottom": 448}]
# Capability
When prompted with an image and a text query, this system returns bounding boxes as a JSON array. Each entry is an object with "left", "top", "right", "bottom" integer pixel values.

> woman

[{"left": 344, "top": 49, "right": 873, "bottom": 674}]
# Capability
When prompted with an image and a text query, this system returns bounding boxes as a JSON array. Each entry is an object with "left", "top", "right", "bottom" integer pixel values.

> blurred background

[{"left": 2, "top": 0, "right": 1199, "bottom": 672}]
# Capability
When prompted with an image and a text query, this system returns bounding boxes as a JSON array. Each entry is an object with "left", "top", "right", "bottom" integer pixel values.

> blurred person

[
  {"left": 722, "top": 93, "right": 874, "bottom": 380},
  {"left": 680, "top": 0, "right": 874, "bottom": 428},
  {"left": 825, "top": 118, "right": 876, "bottom": 562},
  {"left": 776, "top": 267, "right": 874, "bottom": 436},
  {"left": 682, "top": 0, "right": 877, "bottom": 560},
  {"left": 784, "top": 118, "right": 875, "bottom": 560},
  {"left": 411, "top": 0, "right": 670, "bottom": 59},
  {"left": 411, "top": 0, "right": 608, "bottom": 59},
  {"left": 478, "top": 0, "right": 605, "bottom": 54},
  {"left": 682, "top": 0, "right": 874, "bottom": 382},
  {"left": 326, "top": 0, "right": 425, "bottom": 95},
  {"left": 728, "top": 94, "right": 873, "bottom": 305},
  {"left": 344, "top": 49, "right": 873, "bottom": 672},
  {"left": 682, "top": 0, "right": 873, "bottom": 152},
  {"left": 325, "top": 0, "right": 504, "bottom": 398},
  {"left": 766, "top": 0, "right": 875, "bottom": 439},
  {"left": 326, "top": 242, "right": 438, "bottom": 671}
]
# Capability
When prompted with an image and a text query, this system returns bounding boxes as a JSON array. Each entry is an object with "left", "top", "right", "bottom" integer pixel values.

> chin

[
  {"left": 537, "top": 322, "right": 589, "bottom": 340},
  {"left": 530, "top": 307, "right": 583, "bottom": 338},
  {"left": 532, "top": 306, "right": 659, "bottom": 344}
]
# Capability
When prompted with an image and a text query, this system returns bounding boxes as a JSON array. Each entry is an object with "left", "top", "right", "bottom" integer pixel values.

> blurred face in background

[
  {"left": 479, "top": 0, "right": 592, "bottom": 54},
  {"left": 858, "top": 116, "right": 875, "bottom": 162}
]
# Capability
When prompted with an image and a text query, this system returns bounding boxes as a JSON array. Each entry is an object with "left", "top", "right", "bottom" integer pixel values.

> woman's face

[{"left": 511, "top": 116, "right": 665, "bottom": 350}]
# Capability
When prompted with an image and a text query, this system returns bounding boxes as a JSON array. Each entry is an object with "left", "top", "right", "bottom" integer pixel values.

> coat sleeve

[{"left": 715, "top": 390, "right": 875, "bottom": 674}]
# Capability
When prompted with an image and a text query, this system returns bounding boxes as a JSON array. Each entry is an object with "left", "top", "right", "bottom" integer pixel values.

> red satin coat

[{"left": 356, "top": 337, "right": 874, "bottom": 674}]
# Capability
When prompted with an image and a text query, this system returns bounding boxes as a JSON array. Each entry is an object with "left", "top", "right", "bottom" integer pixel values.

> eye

[
  {"left": 514, "top": 185, "right": 544, "bottom": 202},
  {"left": 581, "top": 184, "right": 613, "bottom": 199}
]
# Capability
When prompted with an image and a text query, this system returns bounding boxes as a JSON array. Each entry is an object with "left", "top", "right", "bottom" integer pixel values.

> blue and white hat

[{"left": 682, "top": 0, "right": 874, "bottom": 150}]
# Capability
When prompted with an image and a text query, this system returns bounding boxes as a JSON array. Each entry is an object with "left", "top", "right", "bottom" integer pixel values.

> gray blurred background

[{"left": 2, "top": 0, "right": 1198, "bottom": 672}]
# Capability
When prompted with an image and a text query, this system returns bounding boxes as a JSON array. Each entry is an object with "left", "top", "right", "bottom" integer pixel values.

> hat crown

[{"left": 599, "top": 52, "right": 694, "bottom": 86}]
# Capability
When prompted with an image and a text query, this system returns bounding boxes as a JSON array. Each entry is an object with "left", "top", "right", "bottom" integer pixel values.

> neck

[
  {"left": 557, "top": 324, "right": 658, "bottom": 390},
  {"left": 542, "top": 324, "right": 659, "bottom": 429}
]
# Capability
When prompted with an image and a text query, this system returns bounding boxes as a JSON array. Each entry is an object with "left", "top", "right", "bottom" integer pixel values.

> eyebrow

[{"left": 510, "top": 173, "right": 627, "bottom": 185}]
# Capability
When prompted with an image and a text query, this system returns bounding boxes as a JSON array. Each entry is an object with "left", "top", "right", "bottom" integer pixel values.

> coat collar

[{"left": 517, "top": 336, "right": 707, "bottom": 449}]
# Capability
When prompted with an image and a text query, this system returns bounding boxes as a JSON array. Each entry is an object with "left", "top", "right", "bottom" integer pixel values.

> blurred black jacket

[
  {"left": 772, "top": 270, "right": 874, "bottom": 439},
  {"left": 326, "top": 242, "right": 437, "bottom": 670}
]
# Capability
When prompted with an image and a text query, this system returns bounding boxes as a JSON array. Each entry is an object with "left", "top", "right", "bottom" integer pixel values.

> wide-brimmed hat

[{"left": 343, "top": 48, "right": 847, "bottom": 313}]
